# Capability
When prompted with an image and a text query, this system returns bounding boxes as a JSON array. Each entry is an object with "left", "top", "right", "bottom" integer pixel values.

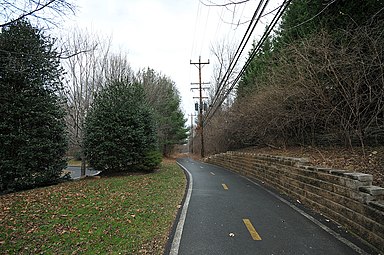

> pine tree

[
  {"left": 84, "top": 81, "right": 161, "bottom": 173},
  {"left": 139, "top": 68, "right": 188, "bottom": 156},
  {"left": 276, "top": 0, "right": 384, "bottom": 46},
  {"left": 0, "top": 20, "right": 67, "bottom": 192},
  {"left": 237, "top": 35, "right": 273, "bottom": 97}
]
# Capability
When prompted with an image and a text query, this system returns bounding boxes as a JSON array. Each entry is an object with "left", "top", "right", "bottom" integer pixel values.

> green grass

[{"left": 0, "top": 161, "right": 186, "bottom": 254}]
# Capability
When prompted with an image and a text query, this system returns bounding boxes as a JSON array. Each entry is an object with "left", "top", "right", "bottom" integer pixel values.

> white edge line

[
  {"left": 241, "top": 175, "right": 370, "bottom": 255},
  {"left": 169, "top": 161, "right": 193, "bottom": 255},
  {"left": 72, "top": 171, "right": 101, "bottom": 180}
]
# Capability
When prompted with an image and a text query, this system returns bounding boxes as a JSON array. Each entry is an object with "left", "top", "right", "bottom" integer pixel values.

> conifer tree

[
  {"left": 0, "top": 20, "right": 67, "bottom": 192},
  {"left": 84, "top": 81, "right": 161, "bottom": 173},
  {"left": 138, "top": 68, "right": 188, "bottom": 156}
]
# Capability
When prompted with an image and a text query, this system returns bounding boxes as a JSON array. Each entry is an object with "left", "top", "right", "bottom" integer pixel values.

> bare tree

[
  {"left": 200, "top": 0, "right": 251, "bottom": 26},
  {"left": 63, "top": 28, "right": 111, "bottom": 176},
  {"left": 203, "top": 22, "right": 384, "bottom": 155},
  {"left": 201, "top": 0, "right": 250, "bottom": 7},
  {"left": 209, "top": 39, "right": 238, "bottom": 110},
  {"left": 103, "top": 52, "right": 135, "bottom": 85},
  {"left": 188, "top": 40, "right": 237, "bottom": 156},
  {"left": 0, "top": 0, "right": 76, "bottom": 27}
]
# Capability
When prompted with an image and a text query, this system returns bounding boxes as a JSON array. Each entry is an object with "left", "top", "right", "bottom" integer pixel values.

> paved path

[
  {"left": 170, "top": 158, "right": 367, "bottom": 255},
  {"left": 64, "top": 166, "right": 100, "bottom": 179}
]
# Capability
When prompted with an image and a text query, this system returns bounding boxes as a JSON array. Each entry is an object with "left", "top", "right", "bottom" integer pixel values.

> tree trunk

[{"left": 81, "top": 152, "right": 86, "bottom": 177}]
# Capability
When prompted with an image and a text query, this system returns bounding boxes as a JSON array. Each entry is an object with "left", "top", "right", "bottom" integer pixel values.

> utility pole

[
  {"left": 188, "top": 113, "right": 197, "bottom": 154},
  {"left": 190, "top": 56, "right": 209, "bottom": 158}
]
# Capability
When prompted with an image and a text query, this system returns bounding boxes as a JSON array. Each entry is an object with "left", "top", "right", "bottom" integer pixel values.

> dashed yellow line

[
  {"left": 222, "top": 183, "right": 228, "bottom": 190},
  {"left": 243, "top": 219, "right": 262, "bottom": 241}
]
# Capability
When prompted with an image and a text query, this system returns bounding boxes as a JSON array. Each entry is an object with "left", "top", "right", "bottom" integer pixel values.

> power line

[
  {"left": 207, "top": 0, "right": 291, "bottom": 125},
  {"left": 190, "top": 56, "right": 210, "bottom": 158},
  {"left": 213, "top": 7, "right": 225, "bottom": 42},
  {"left": 190, "top": 0, "right": 202, "bottom": 59},
  {"left": 213, "top": 0, "right": 267, "bottom": 102},
  {"left": 200, "top": 5, "right": 212, "bottom": 56},
  {"left": 216, "top": 0, "right": 290, "bottom": 108},
  {"left": 205, "top": 0, "right": 270, "bottom": 123},
  {"left": 288, "top": 0, "right": 337, "bottom": 31},
  {"left": 204, "top": 0, "right": 291, "bottom": 127}
]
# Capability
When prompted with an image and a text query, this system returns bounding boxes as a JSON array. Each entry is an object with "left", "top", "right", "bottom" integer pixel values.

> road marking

[
  {"left": 241, "top": 177, "right": 369, "bottom": 255},
  {"left": 210, "top": 172, "right": 215, "bottom": 175},
  {"left": 170, "top": 162, "right": 193, "bottom": 255},
  {"left": 222, "top": 183, "right": 228, "bottom": 190},
  {"left": 243, "top": 219, "right": 262, "bottom": 241}
]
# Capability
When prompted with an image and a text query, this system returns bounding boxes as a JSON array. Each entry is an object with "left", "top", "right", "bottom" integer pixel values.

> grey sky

[{"left": 60, "top": 0, "right": 282, "bottom": 118}]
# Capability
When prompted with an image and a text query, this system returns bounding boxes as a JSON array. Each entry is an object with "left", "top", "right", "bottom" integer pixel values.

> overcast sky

[{"left": 59, "top": 0, "right": 282, "bottom": 119}]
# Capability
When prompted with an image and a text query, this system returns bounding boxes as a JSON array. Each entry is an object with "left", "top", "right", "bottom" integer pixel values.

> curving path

[
  {"left": 169, "top": 158, "right": 369, "bottom": 255},
  {"left": 64, "top": 166, "right": 100, "bottom": 179}
]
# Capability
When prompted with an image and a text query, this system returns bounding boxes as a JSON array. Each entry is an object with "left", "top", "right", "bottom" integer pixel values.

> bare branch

[
  {"left": 200, "top": 0, "right": 250, "bottom": 7},
  {"left": 59, "top": 45, "right": 98, "bottom": 59},
  {"left": 0, "top": 0, "right": 76, "bottom": 28}
]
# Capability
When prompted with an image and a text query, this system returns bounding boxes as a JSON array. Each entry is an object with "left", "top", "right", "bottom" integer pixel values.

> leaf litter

[{"left": 0, "top": 161, "right": 186, "bottom": 254}]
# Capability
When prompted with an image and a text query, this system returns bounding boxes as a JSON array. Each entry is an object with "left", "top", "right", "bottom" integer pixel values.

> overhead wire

[
  {"left": 212, "top": 0, "right": 266, "bottom": 100},
  {"left": 199, "top": 4, "right": 212, "bottom": 56},
  {"left": 202, "top": 0, "right": 347, "bottom": 128},
  {"left": 206, "top": 0, "right": 291, "bottom": 125},
  {"left": 205, "top": 0, "right": 269, "bottom": 122},
  {"left": 190, "top": 0, "right": 203, "bottom": 107},
  {"left": 288, "top": 0, "right": 337, "bottom": 31},
  {"left": 204, "top": 0, "right": 292, "bottom": 127},
  {"left": 190, "top": 0, "right": 202, "bottom": 59},
  {"left": 228, "top": 0, "right": 248, "bottom": 53},
  {"left": 213, "top": 7, "right": 225, "bottom": 42}
]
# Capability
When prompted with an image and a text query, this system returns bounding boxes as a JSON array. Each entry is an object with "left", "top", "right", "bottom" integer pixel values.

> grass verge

[{"left": 0, "top": 160, "right": 186, "bottom": 254}]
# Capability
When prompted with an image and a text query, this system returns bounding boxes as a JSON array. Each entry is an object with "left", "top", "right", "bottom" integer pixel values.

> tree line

[
  {"left": 198, "top": 0, "right": 384, "bottom": 156},
  {"left": 64, "top": 29, "right": 187, "bottom": 176},
  {"left": 0, "top": 12, "right": 187, "bottom": 192}
]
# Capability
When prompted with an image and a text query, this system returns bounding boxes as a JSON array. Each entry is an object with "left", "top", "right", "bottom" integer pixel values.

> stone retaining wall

[{"left": 205, "top": 151, "right": 384, "bottom": 253}]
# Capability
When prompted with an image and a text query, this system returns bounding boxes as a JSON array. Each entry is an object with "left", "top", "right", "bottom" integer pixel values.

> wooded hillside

[{"left": 198, "top": 0, "right": 384, "bottom": 156}]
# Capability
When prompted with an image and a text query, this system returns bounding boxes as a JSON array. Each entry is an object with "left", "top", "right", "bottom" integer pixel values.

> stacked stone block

[{"left": 205, "top": 151, "right": 384, "bottom": 253}]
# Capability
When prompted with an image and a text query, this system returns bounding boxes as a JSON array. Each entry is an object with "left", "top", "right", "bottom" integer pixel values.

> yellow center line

[
  {"left": 222, "top": 183, "right": 228, "bottom": 190},
  {"left": 243, "top": 219, "right": 262, "bottom": 241}
]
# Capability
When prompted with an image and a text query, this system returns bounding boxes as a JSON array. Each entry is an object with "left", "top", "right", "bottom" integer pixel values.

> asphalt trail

[{"left": 172, "top": 158, "right": 365, "bottom": 255}]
